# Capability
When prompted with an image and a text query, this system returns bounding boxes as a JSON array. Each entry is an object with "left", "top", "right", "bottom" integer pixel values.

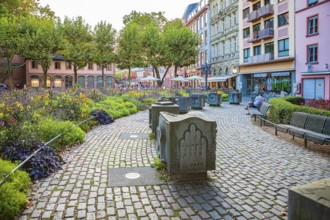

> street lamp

[{"left": 201, "top": 62, "right": 211, "bottom": 91}]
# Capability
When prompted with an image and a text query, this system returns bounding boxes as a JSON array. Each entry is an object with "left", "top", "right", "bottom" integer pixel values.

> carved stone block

[
  {"left": 288, "top": 178, "right": 330, "bottom": 220},
  {"left": 149, "top": 102, "right": 179, "bottom": 134},
  {"left": 170, "top": 96, "right": 191, "bottom": 113},
  {"left": 156, "top": 112, "right": 217, "bottom": 181}
]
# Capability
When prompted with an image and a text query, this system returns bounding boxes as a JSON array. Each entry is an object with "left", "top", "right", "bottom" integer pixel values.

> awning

[{"left": 207, "top": 75, "right": 237, "bottom": 82}]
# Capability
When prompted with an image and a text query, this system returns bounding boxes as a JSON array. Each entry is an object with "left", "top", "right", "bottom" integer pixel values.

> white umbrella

[
  {"left": 186, "top": 75, "right": 204, "bottom": 89},
  {"left": 186, "top": 75, "right": 204, "bottom": 81},
  {"left": 139, "top": 75, "right": 160, "bottom": 88},
  {"left": 140, "top": 76, "right": 160, "bottom": 82},
  {"left": 171, "top": 76, "right": 188, "bottom": 82}
]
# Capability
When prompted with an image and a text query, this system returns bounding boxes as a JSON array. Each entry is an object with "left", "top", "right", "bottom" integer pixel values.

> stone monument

[
  {"left": 288, "top": 178, "right": 330, "bottom": 220},
  {"left": 149, "top": 98, "right": 179, "bottom": 134},
  {"left": 156, "top": 111, "right": 217, "bottom": 181}
]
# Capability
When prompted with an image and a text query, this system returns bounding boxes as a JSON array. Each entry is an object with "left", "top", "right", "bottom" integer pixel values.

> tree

[
  {"left": 0, "top": 16, "right": 21, "bottom": 88},
  {"left": 123, "top": 11, "right": 168, "bottom": 87},
  {"left": 92, "top": 21, "right": 116, "bottom": 88},
  {"left": 19, "top": 17, "right": 63, "bottom": 88},
  {"left": 61, "top": 16, "right": 92, "bottom": 86},
  {"left": 117, "top": 22, "right": 143, "bottom": 86},
  {"left": 163, "top": 19, "right": 199, "bottom": 77}
]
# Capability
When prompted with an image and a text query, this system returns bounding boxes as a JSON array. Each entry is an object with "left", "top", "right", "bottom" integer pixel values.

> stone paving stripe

[
  {"left": 108, "top": 167, "right": 165, "bottom": 187},
  {"left": 120, "top": 132, "right": 150, "bottom": 140}
]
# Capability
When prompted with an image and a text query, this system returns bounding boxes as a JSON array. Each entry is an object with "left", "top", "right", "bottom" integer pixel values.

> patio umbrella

[
  {"left": 171, "top": 76, "right": 188, "bottom": 82},
  {"left": 139, "top": 76, "right": 160, "bottom": 87},
  {"left": 186, "top": 75, "right": 204, "bottom": 89}
]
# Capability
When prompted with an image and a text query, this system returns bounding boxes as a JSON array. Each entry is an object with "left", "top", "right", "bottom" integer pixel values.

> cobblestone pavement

[{"left": 20, "top": 102, "right": 330, "bottom": 220}]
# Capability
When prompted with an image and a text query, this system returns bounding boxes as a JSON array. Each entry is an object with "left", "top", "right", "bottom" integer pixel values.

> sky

[{"left": 39, "top": 0, "right": 197, "bottom": 31}]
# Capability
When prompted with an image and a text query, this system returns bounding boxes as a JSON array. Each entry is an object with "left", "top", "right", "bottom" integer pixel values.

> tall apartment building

[
  {"left": 209, "top": 0, "right": 239, "bottom": 89},
  {"left": 26, "top": 56, "right": 115, "bottom": 89},
  {"left": 295, "top": 0, "right": 330, "bottom": 100},
  {"left": 183, "top": 0, "right": 211, "bottom": 88},
  {"left": 238, "top": 0, "right": 295, "bottom": 95}
]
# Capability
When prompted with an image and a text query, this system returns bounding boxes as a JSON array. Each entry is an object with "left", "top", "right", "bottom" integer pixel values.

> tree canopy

[{"left": 61, "top": 16, "right": 93, "bottom": 86}]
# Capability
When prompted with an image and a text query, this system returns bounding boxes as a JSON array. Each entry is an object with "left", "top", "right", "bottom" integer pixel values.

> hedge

[
  {"left": 0, "top": 159, "right": 31, "bottom": 220},
  {"left": 268, "top": 97, "right": 330, "bottom": 124}
]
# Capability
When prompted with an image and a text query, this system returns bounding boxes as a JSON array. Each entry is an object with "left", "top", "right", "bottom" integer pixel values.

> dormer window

[{"left": 308, "top": 0, "right": 318, "bottom": 6}]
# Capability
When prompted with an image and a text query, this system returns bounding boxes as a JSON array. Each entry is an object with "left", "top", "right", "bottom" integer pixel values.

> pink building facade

[
  {"left": 295, "top": 0, "right": 330, "bottom": 100},
  {"left": 26, "top": 57, "right": 115, "bottom": 89}
]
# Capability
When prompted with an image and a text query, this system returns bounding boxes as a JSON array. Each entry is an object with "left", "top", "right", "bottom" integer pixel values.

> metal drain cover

[{"left": 108, "top": 167, "right": 165, "bottom": 187}]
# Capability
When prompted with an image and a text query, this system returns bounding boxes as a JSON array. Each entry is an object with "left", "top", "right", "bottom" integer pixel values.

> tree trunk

[
  {"left": 153, "top": 66, "right": 162, "bottom": 87},
  {"left": 74, "top": 66, "right": 78, "bottom": 87},
  {"left": 102, "top": 66, "right": 105, "bottom": 88},
  {"left": 174, "top": 66, "right": 178, "bottom": 77},
  {"left": 6, "top": 56, "right": 13, "bottom": 89},
  {"left": 43, "top": 71, "right": 48, "bottom": 88},
  {"left": 161, "top": 66, "right": 171, "bottom": 86}
]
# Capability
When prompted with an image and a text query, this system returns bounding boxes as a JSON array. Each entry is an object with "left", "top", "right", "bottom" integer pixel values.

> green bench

[{"left": 275, "top": 112, "right": 330, "bottom": 147}]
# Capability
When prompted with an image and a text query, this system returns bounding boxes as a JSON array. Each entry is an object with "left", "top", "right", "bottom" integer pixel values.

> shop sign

[
  {"left": 272, "top": 72, "right": 290, "bottom": 77},
  {"left": 253, "top": 73, "right": 267, "bottom": 78}
]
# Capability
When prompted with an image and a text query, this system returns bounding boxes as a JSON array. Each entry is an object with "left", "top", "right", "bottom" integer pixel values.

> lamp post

[{"left": 202, "top": 62, "right": 211, "bottom": 91}]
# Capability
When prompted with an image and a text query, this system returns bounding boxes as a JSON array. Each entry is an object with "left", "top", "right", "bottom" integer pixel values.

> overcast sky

[{"left": 39, "top": 0, "right": 197, "bottom": 31}]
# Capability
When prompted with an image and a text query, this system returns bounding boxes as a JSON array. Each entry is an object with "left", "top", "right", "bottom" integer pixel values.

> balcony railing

[
  {"left": 249, "top": 28, "right": 274, "bottom": 43},
  {"left": 247, "top": 53, "right": 274, "bottom": 64},
  {"left": 247, "top": 4, "right": 274, "bottom": 22}
]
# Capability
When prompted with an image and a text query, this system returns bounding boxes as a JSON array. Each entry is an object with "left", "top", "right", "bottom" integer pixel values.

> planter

[
  {"left": 228, "top": 92, "right": 242, "bottom": 104},
  {"left": 170, "top": 96, "right": 190, "bottom": 113},
  {"left": 189, "top": 94, "right": 206, "bottom": 109},
  {"left": 207, "top": 92, "right": 222, "bottom": 106}
]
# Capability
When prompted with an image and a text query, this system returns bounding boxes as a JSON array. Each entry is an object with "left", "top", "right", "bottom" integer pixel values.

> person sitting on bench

[{"left": 245, "top": 93, "right": 265, "bottom": 115}]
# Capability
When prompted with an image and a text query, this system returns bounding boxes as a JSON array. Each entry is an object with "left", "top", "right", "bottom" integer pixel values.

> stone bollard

[
  {"left": 288, "top": 178, "right": 330, "bottom": 220},
  {"left": 156, "top": 111, "right": 217, "bottom": 181},
  {"left": 149, "top": 99, "right": 179, "bottom": 135}
]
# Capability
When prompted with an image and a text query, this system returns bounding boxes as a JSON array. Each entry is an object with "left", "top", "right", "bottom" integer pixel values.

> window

[
  {"left": 31, "top": 60, "right": 38, "bottom": 69},
  {"left": 253, "top": 2, "right": 261, "bottom": 11},
  {"left": 265, "top": 42, "right": 274, "bottom": 54},
  {"left": 253, "top": 23, "right": 261, "bottom": 32},
  {"left": 253, "top": 45, "right": 261, "bottom": 56},
  {"left": 31, "top": 75, "right": 39, "bottom": 87},
  {"left": 264, "top": 18, "right": 274, "bottom": 29},
  {"left": 243, "top": 8, "right": 250, "bottom": 19},
  {"left": 303, "top": 78, "right": 324, "bottom": 99},
  {"left": 46, "top": 75, "right": 51, "bottom": 88},
  {"left": 88, "top": 63, "right": 93, "bottom": 70},
  {"left": 65, "top": 62, "right": 72, "bottom": 69},
  {"left": 278, "top": 38, "right": 289, "bottom": 56},
  {"left": 204, "top": 30, "right": 207, "bottom": 45},
  {"left": 244, "top": 48, "right": 250, "bottom": 63},
  {"left": 54, "top": 76, "right": 62, "bottom": 88},
  {"left": 55, "top": 62, "right": 61, "bottom": 69},
  {"left": 308, "top": 0, "right": 318, "bottom": 6},
  {"left": 243, "top": 28, "right": 250, "bottom": 38},
  {"left": 307, "top": 44, "right": 318, "bottom": 63},
  {"left": 308, "top": 16, "right": 318, "bottom": 35},
  {"left": 265, "top": 0, "right": 274, "bottom": 5},
  {"left": 106, "top": 64, "right": 111, "bottom": 70},
  {"left": 278, "top": 13, "right": 289, "bottom": 27},
  {"left": 97, "top": 65, "right": 102, "bottom": 70},
  {"left": 278, "top": 0, "right": 285, "bottom": 2}
]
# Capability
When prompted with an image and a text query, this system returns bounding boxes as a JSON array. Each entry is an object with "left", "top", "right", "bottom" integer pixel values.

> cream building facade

[
  {"left": 238, "top": 0, "right": 295, "bottom": 95},
  {"left": 209, "top": 0, "right": 239, "bottom": 89}
]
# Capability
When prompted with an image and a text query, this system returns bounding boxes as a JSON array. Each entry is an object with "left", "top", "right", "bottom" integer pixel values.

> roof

[{"left": 182, "top": 3, "right": 198, "bottom": 19}]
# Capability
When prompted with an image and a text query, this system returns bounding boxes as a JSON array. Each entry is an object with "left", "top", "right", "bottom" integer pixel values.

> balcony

[
  {"left": 248, "top": 28, "right": 274, "bottom": 43},
  {"left": 247, "top": 4, "right": 274, "bottom": 22},
  {"left": 247, "top": 53, "right": 274, "bottom": 64}
]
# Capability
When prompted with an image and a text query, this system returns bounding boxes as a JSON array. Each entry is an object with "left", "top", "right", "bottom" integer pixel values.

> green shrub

[
  {"left": 0, "top": 159, "right": 31, "bottom": 220},
  {"left": 268, "top": 97, "right": 330, "bottom": 124},
  {"left": 283, "top": 96, "right": 305, "bottom": 105},
  {"left": 36, "top": 117, "right": 86, "bottom": 151},
  {"left": 222, "top": 94, "right": 228, "bottom": 102}
]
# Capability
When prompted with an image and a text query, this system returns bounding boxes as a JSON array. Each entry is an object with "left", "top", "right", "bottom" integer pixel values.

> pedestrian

[{"left": 244, "top": 93, "right": 265, "bottom": 115}]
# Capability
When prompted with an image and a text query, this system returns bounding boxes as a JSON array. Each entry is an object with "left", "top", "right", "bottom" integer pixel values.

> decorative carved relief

[{"left": 179, "top": 124, "right": 207, "bottom": 172}]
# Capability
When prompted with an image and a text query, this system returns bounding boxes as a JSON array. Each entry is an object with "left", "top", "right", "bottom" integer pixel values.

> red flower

[
  {"left": 0, "top": 121, "right": 4, "bottom": 126},
  {"left": 11, "top": 117, "right": 15, "bottom": 122}
]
